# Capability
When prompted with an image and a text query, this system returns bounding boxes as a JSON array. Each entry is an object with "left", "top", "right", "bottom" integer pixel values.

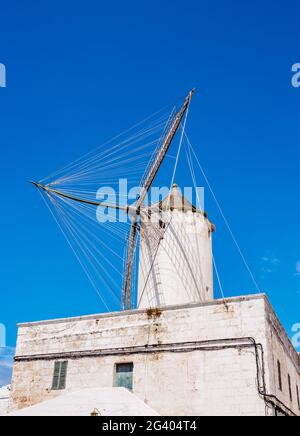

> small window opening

[
  {"left": 115, "top": 363, "right": 134, "bottom": 391},
  {"left": 277, "top": 360, "right": 282, "bottom": 392},
  {"left": 52, "top": 361, "right": 68, "bottom": 390}
]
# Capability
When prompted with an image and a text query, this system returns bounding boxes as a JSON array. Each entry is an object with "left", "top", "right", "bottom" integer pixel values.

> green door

[{"left": 115, "top": 363, "right": 133, "bottom": 391}]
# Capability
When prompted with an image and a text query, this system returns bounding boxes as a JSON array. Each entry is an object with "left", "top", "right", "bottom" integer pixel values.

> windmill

[{"left": 31, "top": 89, "right": 196, "bottom": 311}]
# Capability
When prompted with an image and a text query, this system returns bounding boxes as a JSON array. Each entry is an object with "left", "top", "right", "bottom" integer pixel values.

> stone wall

[
  {"left": 264, "top": 300, "right": 300, "bottom": 415},
  {"left": 9, "top": 295, "right": 300, "bottom": 416},
  {"left": 0, "top": 386, "right": 10, "bottom": 416}
]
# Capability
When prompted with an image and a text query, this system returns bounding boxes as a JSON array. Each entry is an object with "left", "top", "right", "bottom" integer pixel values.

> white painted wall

[
  {"left": 9, "top": 295, "right": 299, "bottom": 416},
  {"left": 8, "top": 387, "right": 159, "bottom": 416},
  {"left": 138, "top": 209, "right": 214, "bottom": 309},
  {"left": 264, "top": 300, "right": 300, "bottom": 415},
  {"left": 0, "top": 386, "right": 10, "bottom": 416}
]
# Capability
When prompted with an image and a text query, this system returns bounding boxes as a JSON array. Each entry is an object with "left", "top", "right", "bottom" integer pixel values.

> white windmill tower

[
  {"left": 138, "top": 184, "right": 215, "bottom": 309},
  {"left": 32, "top": 89, "right": 215, "bottom": 311}
]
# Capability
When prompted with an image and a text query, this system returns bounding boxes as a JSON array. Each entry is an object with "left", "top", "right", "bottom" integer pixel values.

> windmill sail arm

[
  {"left": 136, "top": 89, "right": 195, "bottom": 209},
  {"left": 122, "top": 89, "right": 195, "bottom": 309},
  {"left": 31, "top": 181, "right": 134, "bottom": 214},
  {"left": 31, "top": 89, "right": 195, "bottom": 312},
  {"left": 123, "top": 221, "right": 138, "bottom": 310}
]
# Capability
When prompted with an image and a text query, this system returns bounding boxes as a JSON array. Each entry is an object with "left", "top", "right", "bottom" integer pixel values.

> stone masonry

[{"left": 9, "top": 294, "right": 300, "bottom": 416}]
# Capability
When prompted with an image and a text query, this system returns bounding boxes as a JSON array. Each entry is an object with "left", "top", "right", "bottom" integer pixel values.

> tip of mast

[
  {"left": 187, "top": 88, "right": 196, "bottom": 101},
  {"left": 30, "top": 181, "right": 45, "bottom": 190}
]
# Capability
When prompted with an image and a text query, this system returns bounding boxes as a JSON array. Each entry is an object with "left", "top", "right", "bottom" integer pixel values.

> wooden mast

[
  {"left": 122, "top": 89, "right": 195, "bottom": 309},
  {"left": 30, "top": 181, "right": 135, "bottom": 213}
]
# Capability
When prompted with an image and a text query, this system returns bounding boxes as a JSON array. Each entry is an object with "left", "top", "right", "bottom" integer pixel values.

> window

[
  {"left": 297, "top": 386, "right": 300, "bottom": 410},
  {"left": 115, "top": 363, "right": 134, "bottom": 391},
  {"left": 159, "top": 219, "right": 166, "bottom": 229},
  {"left": 277, "top": 360, "right": 282, "bottom": 392},
  {"left": 288, "top": 374, "right": 292, "bottom": 402},
  {"left": 52, "top": 361, "right": 68, "bottom": 390}
]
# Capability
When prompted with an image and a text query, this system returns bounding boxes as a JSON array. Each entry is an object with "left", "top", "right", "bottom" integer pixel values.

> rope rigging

[
  {"left": 32, "top": 89, "right": 261, "bottom": 312},
  {"left": 33, "top": 91, "right": 196, "bottom": 310}
]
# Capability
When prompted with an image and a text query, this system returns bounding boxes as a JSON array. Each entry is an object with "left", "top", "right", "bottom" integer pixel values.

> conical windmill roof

[
  {"left": 146, "top": 184, "right": 215, "bottom": 229},
  {"left": 149, "top": 184, "right": 206, "bottom": 214},
  {"left": 156, "top": 184, "right": 197, "bottom": 212}
]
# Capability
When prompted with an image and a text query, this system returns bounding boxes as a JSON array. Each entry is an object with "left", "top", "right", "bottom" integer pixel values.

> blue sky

[{"left": 0, "top": 0, "right": 299, "bottom": 385}]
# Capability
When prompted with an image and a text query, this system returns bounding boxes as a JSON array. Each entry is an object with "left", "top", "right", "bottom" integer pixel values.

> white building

[
  {"left": 0, "top": 386, "right": 10, "bottom": 416},
  {"left": 8, "top": 387, "right": 159, "bottom": 416},
  {"left": 8, "top": 188, "right": 300, "bottom": 416}
]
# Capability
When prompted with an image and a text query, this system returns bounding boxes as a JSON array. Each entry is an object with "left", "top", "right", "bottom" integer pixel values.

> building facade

[
  {"left": 9, "top": 294, "right": 300, "bottom": 416},
  {"left": 0, "top": 386, "right": 10, "bottom": 416}
]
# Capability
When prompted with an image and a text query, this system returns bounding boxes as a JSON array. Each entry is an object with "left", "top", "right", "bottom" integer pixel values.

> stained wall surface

[{"left": 9, "top": 295, "right": 300, "bottom": 416}]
